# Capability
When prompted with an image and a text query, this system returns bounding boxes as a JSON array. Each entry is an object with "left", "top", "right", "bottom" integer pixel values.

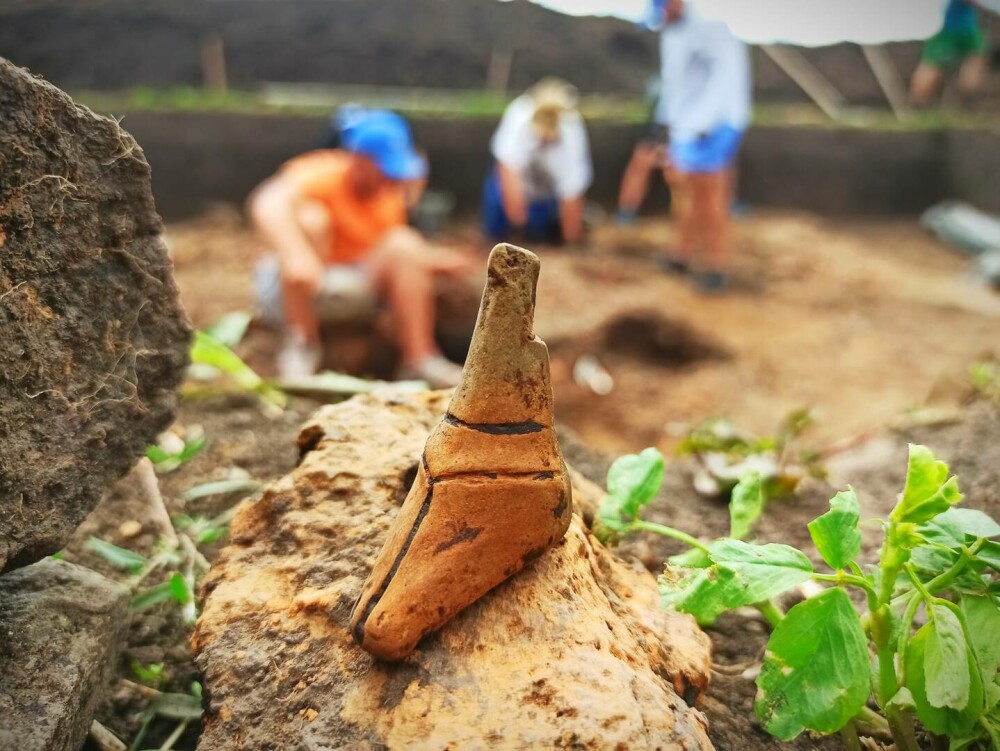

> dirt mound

[
  {"left": 0, "top": 60, "right": 190, "bottom": 572},
  {"left": 192, "top": 391, "right": 713, "bottom": 749}
]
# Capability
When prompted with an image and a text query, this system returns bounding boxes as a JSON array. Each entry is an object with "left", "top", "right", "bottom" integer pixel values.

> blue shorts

[
  {"left": 670, "top": 125, "right": 745, "bottom": 174},
  {"left": 481, "top": 168, "right": 561, "bottom": 243}
]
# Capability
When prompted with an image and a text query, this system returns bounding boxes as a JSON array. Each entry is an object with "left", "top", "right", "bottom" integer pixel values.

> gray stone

[
  {"left": 0, "top": 60, "right": 190, "bottom": 572},
  {"left": 0, "top": 559, "right": 130, "bottom": 751}
]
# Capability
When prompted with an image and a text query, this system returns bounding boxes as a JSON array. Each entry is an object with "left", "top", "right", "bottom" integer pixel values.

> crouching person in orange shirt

[{"left": 248, "top": 111, "right": 469, "bottom": 387}]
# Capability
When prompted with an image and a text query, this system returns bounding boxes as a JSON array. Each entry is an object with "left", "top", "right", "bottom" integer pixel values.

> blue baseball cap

[
  {"left": 640, "top": 0, "right": 667, "bottom": 30},
  {"left": 342, "top": 110, "right": 427, "bottom": 181}
]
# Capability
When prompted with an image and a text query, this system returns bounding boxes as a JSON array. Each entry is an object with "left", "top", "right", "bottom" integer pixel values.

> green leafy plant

[
  {"left": 970, "top": 359, "right": 1000, "bottom": 403},
  {"left": 597, "top": 444, "right": 1000, "bottom": 750},
  {"left": 146, "top": 428, "right": 207, "bottom": 473},
  {"left": 676, "top": 409, "right": 825, "bottom": 500},
  {"left": 86, "top": 500, "right": 241, "bottom": 626},
  {"left": 187, "top": 330, "right": 287, "bottom": 409}
]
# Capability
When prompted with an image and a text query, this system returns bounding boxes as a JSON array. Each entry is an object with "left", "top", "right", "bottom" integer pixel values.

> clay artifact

[{"left": 350, "top": 243, "right": 573, "bottom": 661}]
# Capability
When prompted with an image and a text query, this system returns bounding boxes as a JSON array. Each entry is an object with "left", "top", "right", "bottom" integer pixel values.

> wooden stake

[{"left": 762, "top": 44, "right": 845, "bottom": 120}]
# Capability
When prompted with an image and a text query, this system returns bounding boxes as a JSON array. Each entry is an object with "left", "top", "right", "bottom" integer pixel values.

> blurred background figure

[
  {"left": 248, "top": 110, "right": 470, "bottom": 386},
  {"left": 651, "top": 0, "right": 751, "bottom": 292},
  {"left": 323, "top": 104, "right": 429, "bottom": 214},
  {"left": 615, "top": 75, "right": 671, "bottom": 225},
  {"left": 910, "top": 0, "right": 995, "bottom": 107},
  {"left": 481, "top": 77, "right": 593, "bottom": 246}
]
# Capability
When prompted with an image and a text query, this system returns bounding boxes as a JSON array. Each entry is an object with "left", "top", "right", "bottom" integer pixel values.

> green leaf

[
  {"left": 708, "top": 540, "right": 814, "bottom": 603},
  {"left": 150, "top": 691, "right": 203, "bottom": 720},
  {"left": 755, "top": 588, "right": 870, "bottom": 739},
  {"left": 203, "top": 311, "right": 251, "bottom": 348},
  {"left": 808, "top": 489, "right": 862, "bottom": 571},
  {"left": 729, "top": 471, "right": 765, "bottom": 540},
  {"left": 662, "top": 541, "right": 813, "bottom": 625},
  {"left": 607, "top": 448, "right": 664, "bottom": 518},
  {"left": 146, "top": 433, "right": 207, "bottom": 471},
  {"left": 891, "top": 444, "right": 963, "bottom": 526},
  {"left": 168, "top": 572, "right": 191, "bottom": 605},
  {"left": 925, "top": 601, "right": 972, "bottom": 710},
  {"left": 131, "top": 582, "right": 176, "bottom": 612},
  {"left": 86, "top": 537, "right": 148, "bottom": 573},
  {"left": 597, "top": 448, "right": 664, "bottom": 531},
  {"left": 668, "top": 547, "right": 712, "bottom": 569},
  {"left": 921, "top": 507, "right": 1000, "bottom": 550},
  {"left": 961, "top": 595, "right": 1000, "bottom": 711},
  {"left": 182, "top": 478, "right": 262, "bottom": 502},
  {"left": 974, "top": 541, "right": 1000, "bottom": 572},
  {"left": 905, "top": 617, "right": 984, "bottom": 736},
  {"left": 131, "top": 660, "right": 166, "bottom": 686},
  {"left": 190, "top": 330, "right": 287, "bottom": 408}
]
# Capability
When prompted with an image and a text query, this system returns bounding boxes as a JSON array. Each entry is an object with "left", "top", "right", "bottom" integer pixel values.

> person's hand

[{"left": 280, "top": 249, "right": 324, "bottom": 295}]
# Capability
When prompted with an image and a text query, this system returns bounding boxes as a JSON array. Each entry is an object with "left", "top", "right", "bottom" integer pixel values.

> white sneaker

[
  {"left": 398, "top": 355, "right": 464, "bottom": 389},
  {"left": 277, "top": 331, "right": 321, "bottom": 380}
]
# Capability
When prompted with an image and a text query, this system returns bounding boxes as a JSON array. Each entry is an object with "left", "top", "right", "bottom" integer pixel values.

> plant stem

[
  {"left": 631, "top": 520, "right": 710, "bottom": 553},
  {"left": 157, "top": 719, "right": 188, "bottom": 751},
  {"left": 813, "top": 572, "right": 878, "bottom": 599},
  {"left": 839, "top": 720, "right": 863, "bottom": 751},
  {"left": 755, "top": 599, "right": 785, "bottom": 628},
  {"left": 854, "top": 706, "right": 892, "bottom": 739},
  {"left": 885, "top": 709, "right": 921, "bottom": 751}
]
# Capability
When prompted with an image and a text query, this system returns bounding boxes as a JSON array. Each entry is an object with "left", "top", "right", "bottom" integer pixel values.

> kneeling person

[
  {"left": 482, "top": 78, "right": 593, "bottom": 246},
  {"left": 249, "top": 112, "right": 468, "bottom": 387}
]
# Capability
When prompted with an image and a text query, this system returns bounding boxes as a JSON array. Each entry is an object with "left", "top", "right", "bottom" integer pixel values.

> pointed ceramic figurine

[{"left": 350, "top": 243, "right": 573, "bottom": 661}]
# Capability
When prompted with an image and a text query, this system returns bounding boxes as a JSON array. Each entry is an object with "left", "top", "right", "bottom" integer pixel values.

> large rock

[
  {"left": 193, "top": 392, "right": 713, "bottom": 750},
  {"left": 0, "top": 559, "right": 129, "bottom": 751},
  {"left": 0, "top": 59, "right": 190, "bottom": 572}
]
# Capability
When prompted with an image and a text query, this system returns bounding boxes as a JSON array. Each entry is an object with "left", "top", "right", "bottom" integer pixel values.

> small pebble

[{"left": 119, "top": 520, "right": 143, "bottom": 538}]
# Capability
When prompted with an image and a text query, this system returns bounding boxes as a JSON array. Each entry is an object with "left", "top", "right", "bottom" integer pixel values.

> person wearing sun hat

[
  {"left": 482, "top": 78, "right": 593, "bottom": 245},
  {"left": 248, "top": 110, "right": 471, "bottom": 386}
]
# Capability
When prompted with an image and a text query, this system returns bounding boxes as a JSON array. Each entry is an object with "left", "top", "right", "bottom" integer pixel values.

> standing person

[
  {"left": 654, "top": 0, "right": 751, "bottom": 292},
  {"left": 482, "top": 78, "right": 593, "bottom": 246},
  {"left": 910, "top": 0, "right": 994, "bottom": 106},
  {"left": 248, "top": 111, "right": 470, "bottom": 386}
]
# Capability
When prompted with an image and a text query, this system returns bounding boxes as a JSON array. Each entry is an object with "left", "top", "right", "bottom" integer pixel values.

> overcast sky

[{"left": 520, "top": 0, "right": 948, "bottom": 46}]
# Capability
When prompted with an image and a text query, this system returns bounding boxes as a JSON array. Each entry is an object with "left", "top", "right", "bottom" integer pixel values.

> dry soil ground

[{"left": 70, "top": 208, "right": 999, "bottom": 750}]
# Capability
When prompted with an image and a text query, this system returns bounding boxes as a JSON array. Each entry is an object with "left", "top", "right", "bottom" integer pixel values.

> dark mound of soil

[{"left": 603, "top": 310, "right": 729, "bottom": 366}]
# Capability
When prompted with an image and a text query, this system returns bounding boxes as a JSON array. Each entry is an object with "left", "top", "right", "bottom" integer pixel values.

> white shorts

[{"left": 254, "top": 255, "right": 378, "bottom": 326}]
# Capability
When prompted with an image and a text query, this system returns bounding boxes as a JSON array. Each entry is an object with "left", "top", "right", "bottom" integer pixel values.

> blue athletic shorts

[
  {"left": 481, "top": 168, "right": 561, "bottom": 243},
  {"left": 670, "top": 125, "right": 745, "bottom": 173}
]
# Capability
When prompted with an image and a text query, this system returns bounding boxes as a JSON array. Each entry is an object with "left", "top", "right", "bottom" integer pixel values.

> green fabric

[{"left": 923, "top": 26, "right": 988, "bottom": 69}]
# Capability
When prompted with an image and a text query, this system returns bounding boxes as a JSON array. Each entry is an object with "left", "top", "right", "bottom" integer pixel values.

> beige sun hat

[{"left": 527, "top": 77, "right": 579, "bottom": 141}]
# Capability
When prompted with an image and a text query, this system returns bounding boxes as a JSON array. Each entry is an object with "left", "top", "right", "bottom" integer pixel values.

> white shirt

[
  {"left": 490, "top": 95, "right": 593, "bottom": 201},
  {"left": 656, "top": 11, "right": 752, "bottom": 142}
]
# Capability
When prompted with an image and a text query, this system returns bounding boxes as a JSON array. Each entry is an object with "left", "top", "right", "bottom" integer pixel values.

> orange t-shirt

[{"left": 281, "top": 150, "right": 407, "bottom": 264}]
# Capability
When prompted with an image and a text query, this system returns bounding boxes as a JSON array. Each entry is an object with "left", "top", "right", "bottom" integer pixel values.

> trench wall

[{"left": 115, "top": 111, "right": 1000, "bottom": 222}]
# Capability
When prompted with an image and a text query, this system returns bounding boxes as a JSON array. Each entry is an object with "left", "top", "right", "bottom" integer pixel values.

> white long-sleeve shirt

[
  {"left": 490, "top": 95, "right": 593, "bottom": 201},
  {"left": 656, "top": 11, "right": 751, "bottom": 142}
]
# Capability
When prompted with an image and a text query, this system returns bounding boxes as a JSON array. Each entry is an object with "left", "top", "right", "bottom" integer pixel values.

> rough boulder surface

[
  {"left": 0, "top": 559, "right": 130, "bottom": 751},
  {"left": 0, "top": 59, "right": 190, "bottom": 572},
  {"left": 193, "top": 392, "right": 714, "bottom": 750}
]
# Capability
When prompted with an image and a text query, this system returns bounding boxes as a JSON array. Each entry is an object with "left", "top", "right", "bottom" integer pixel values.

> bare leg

[
  {"left": 957, "top": 54, "right": 987, "bottom": 95},
  {"left": 618, "top": 143, "right": 662, "bottom": 215},
  {"left": 368, "top": 227, "right": 442, "bottom": 366},
  {"left": 688, "top": 171, "right": 731, "bottom": 272},
  {"left": 666, "top": 166, "right": 696, "bottom": 262},
  {"left": 910, "top": 62, "right": 944, "bottom": 106},
  {"left": 280, "top": 200, "right": 330, "bottom": 345}
]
